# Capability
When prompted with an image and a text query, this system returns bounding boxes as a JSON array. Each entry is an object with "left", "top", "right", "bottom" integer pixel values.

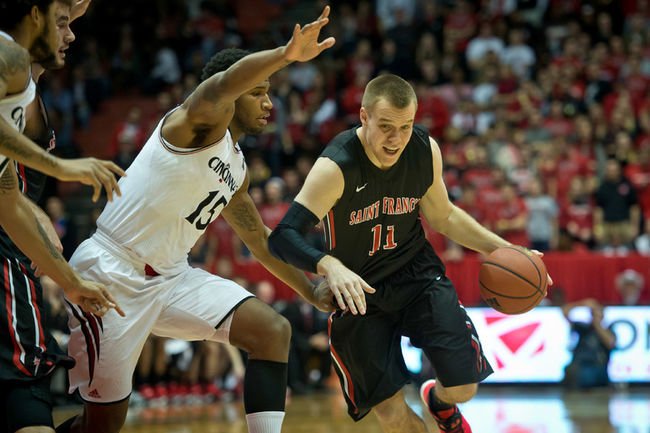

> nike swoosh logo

[{"left": 356, "top": 183, "right": 367, "bottom": 192}]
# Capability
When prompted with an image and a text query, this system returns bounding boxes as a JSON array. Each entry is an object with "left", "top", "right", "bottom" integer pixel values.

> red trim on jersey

[
  {"left": 83, "top": 311, "right": 102, "bottom": 359},
  {"left": 328, "top": 314, "right": 357, "bottom": 414},
  {"left": 17, "top": 163, "right": 27, "bottom": 194},
  {"left": 4, "top": 260, "right": 31, "bottom": 376},
  {"left": 327, "top": 210, "right": 336, "bottom": 249},
  {"left": 68, "top": 302, "right": 97, "bottom": 386},
  {"left": 18, "top": 263, "right": 45, "bottom": 352}
]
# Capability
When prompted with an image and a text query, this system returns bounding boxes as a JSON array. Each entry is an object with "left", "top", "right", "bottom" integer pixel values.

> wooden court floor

[{"left": 54, "top": 384, "right": 650, "bottom": 433}]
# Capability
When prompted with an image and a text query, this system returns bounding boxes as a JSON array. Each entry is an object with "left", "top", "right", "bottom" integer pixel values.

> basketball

[{"left": 479, "top": 246, "right": 548, "bottom": 314}]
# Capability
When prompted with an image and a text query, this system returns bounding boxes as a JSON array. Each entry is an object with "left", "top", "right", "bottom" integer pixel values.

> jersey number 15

[{"left": 186, "top": 191, "right": 228, "bottom": 230}]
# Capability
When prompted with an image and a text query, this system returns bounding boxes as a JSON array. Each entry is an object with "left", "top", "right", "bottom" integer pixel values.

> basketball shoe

[{"left": 419, "top": 380, "right": 472, "bottom": 433}]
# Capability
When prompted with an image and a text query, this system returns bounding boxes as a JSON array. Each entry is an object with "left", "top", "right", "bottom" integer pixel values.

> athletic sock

[{"left": 245, "top": 411, "right": 285, "bottom": 433}]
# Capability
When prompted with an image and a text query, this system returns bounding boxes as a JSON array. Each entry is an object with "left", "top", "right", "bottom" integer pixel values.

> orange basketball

[{"left": 479, "top": 246, "right": 548, "bottom": 314}]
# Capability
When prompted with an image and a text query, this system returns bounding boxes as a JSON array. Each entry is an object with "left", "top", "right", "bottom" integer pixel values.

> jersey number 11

[{"left": 369, "top": 224, "right": 397, "bottom": 256}]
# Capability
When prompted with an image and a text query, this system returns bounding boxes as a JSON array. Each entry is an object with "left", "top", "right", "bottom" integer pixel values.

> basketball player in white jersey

[{"left": 57, "top": 7, "right": 336, "bottom": 433}]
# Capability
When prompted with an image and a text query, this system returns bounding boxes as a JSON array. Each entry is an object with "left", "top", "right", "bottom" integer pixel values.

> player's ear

[
  {"left": 29, "top": 6, "right": 45, "bottom": 30},
  {"left": 360, "top": 107, "right": 368, "bottom": 125}
]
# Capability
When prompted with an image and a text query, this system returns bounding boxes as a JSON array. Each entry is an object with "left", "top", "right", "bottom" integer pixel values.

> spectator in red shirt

[
  {"left": 260, "top": 178, "right": 290, "bottom": 230},
  {"left": 561, "top": 176, "right": 596, "bottom": 250},
  {"left": 492, "top": 183, "right": 528, "bottom": 246}
]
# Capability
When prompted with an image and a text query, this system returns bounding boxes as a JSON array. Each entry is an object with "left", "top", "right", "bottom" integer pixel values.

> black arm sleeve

[{"left": 268, "top": 201, "right": 327, "bottom": 274}]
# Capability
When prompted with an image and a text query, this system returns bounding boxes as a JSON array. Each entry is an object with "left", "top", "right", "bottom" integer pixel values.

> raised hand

[
  {"left": 56, "top": 158, "right": 126, "bottom": 202},
  {"left": 71, "top": 0, "right": 92, "bottom": 22},
  {"left": 66, "top": 279, "right": 125, "bottom": 317},
  {"left": 283, "top": 5, "right": 336, "bottom": 63}
]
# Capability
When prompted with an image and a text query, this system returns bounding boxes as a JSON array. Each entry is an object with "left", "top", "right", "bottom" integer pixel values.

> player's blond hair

[{"left": 361, "top": 74, "right": 417, "bottom": 111}]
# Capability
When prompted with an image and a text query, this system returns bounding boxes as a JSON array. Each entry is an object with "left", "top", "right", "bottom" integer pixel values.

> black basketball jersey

[
  {"left": 320, "top": 125, "right": 436, "bottom": 285},
  {"left": 17, "top": 92, "right": 55, "bottom": 203},
  {"left": 0, "top": 93, "right": 61, "bottom": 381},
  {"left": 0, "top": 93, "right": 54, "bottom": 262}
]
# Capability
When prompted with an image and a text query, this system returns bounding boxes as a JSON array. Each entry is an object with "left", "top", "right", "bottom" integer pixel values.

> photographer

[{"left": 561, "top": 298, "right": 616, "bottom": 389}]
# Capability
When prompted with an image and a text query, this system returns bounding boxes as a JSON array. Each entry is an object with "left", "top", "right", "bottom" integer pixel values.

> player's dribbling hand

[
  {"left": 318, "top": 256, "right": 375, "bottom": 315},
  {"left": 529, "top": 248, "right": 553, "bottom": 291},
  {"left": 67, "top": 280, "right": 125, "bottom": 317},
  {"left": 283, "top": 5, "right": 336, "bottom": 63},
  {"left": 56, "top": 158, "right": 127, "bottom": 203}
]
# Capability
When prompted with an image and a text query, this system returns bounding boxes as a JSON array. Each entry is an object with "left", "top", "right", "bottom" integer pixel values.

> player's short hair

[
  {"left": 361, "top": 74, "right": 417, "bottom": 111},
  {"left": 0, "top": 0, "right": 72, "bottom": 31},
  {"left": 200, "top": 48, "right": 251, "bottom": 82}
]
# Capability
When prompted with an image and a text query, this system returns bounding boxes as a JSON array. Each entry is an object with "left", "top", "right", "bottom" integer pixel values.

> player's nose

[{"left": 262, "top": 95, "right": 273, "bottom": 110}]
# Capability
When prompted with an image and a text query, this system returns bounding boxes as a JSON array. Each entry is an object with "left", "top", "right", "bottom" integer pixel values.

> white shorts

[{"left": 66, "top": 234, "right": 254, "bottom": 403}]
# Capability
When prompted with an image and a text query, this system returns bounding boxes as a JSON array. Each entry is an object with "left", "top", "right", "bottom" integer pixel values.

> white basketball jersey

[
  {"left": 0, "top": 31, "right": 36, "bottom": 175},
  {"left": 96, "top": 108, "right": 247, "bottom": 274}
]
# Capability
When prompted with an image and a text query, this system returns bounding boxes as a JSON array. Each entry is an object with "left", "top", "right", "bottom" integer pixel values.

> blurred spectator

[
  {"left": 281, "top": 296, "right": 331, "bottom": 394},
  {"left": 525, "top": 178, "right": 559, "bottom": 251},
  {"left": 146, "top": 43, "right": 182, "bottom": 94},
  {"left": 561, "top": 176, "right": 595, "bottom": 250},
  {"left": 42, "top": 76, "right": 76, "bottom": 154},
  {"left": 466, "top": 21, "right": 504, "bottom": 73},
  {"left": 109, "top": 106, "right": 146, "bottom": 168},
  {"left": 443, "top": 0, "right": 477, "bottom": 54},
  {"left": 376, "top": 0, "right": 416, "bottom": 33},
  {"left": 594, "top": 159, "right": 640, "bottom": 253},
  {"left": 614, "top": 269, "right": 645, "bottom": 305},
  {"left": 134, "top": 336, "right": 169, "bottom": 403},
  {"left": 562, "top": 298, "right": 616, "bottom": 389},
  {"left": 110, "top": 24, "right": 143, "bottom": 92},
  {"left": 493, "top": 183, "right": 528, "bottom": 245},
  {"left": 501, "top": 28, "right": 536, "bottom": 80},
  {"left": 260, "top": 177, "right": 290, "bottom": 229}
]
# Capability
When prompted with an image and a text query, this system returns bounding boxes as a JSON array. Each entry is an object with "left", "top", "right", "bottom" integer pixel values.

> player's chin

[{"left": 244, "top": 125, "right": 267, "bottom": 135}]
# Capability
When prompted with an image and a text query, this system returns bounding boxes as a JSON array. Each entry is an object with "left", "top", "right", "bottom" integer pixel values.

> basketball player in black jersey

[
  {"left": 0, "top": 3, "right": 123, "bottom": 433},
  {"left": 270, "top": 74, "right": 552, "bottom": 433}
]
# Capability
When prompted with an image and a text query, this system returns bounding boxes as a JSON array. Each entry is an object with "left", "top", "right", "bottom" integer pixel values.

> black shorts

[
  {"left": 0, "top": 375, "right": 53, "bottom": 432},
  {"left": 328, "top": 246, "right": 493, "bottom": 421}
]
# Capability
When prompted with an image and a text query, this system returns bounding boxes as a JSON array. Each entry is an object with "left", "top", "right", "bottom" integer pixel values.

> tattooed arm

[
  {"left": 221, "top": 174, "right": 333, "bottom": 311},
  {"left": 0, "top": 40, "right": 126, "bottom": 201},
  {"left": 0, "top": 41, "right": 60, "bottom": 174},
  {"left": 0, "top": 165, "right": 77, "bottom": 286},
  {"left": 0, "top": 166, "right": 123, "bottom": 315}
]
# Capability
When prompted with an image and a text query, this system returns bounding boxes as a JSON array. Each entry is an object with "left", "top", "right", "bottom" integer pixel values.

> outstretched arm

[
  {"left": 222, "top": 174, "right": 332, "bottom": 311},
  {"left": 0, "top": 166, "right": 123, "bottom": 316},
  {"left": 175, "top": 6, "right": 336, "bottom": 142},
  {"left": 420, "top": 137, "right": 510, "bottom": 255},
  {"left": 0, "top": 41, "right": 126, "bottom": 201},
  {"left": 420, "top": 137, "right": 554, "bottom": 287}
]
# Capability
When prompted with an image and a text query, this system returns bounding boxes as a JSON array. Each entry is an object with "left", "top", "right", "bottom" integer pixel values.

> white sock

[{"left": 245, "top": 411, "right": 285, "bottom": 433}]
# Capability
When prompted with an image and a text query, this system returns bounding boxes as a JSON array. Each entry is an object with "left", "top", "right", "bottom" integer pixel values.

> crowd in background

[{"left": 32, "top": 0, "right": 650, "bottom": 405}]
